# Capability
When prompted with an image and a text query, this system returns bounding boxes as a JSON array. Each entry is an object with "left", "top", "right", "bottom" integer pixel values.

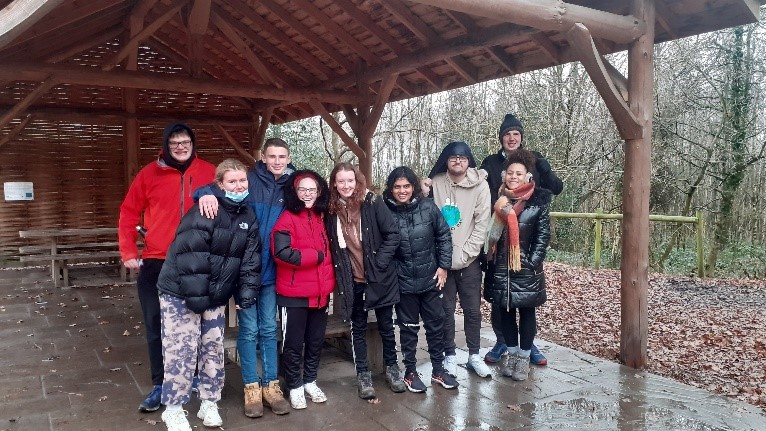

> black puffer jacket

[
  {"left": 385, "top": 195, "right": 452, "bottom": 294},
  {"left": 327, "top": 191, "right": 400, "bottom": 321},
  {"left": 157, "top": 196, "right": 261, "bottom": 313},
  {"left": 485, "top": 188, "right": 551, "bottom": 310}
]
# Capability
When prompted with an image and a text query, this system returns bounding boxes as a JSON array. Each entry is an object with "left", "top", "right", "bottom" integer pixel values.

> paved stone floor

[{"left": 1, "top": 266, "right": 765, "bottom": 431}]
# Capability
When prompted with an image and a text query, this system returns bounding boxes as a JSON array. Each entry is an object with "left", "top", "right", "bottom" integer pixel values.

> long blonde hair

[{"left": 215, "top": 158, "right": 248, "bottom": 184}]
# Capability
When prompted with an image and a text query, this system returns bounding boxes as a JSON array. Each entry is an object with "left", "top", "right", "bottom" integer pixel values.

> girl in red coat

[{"left": 271, "top": 170, "right": 334, "bottom": 410}]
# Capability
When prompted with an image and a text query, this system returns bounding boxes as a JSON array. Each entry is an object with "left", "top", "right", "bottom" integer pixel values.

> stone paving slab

[{"left": 1, "top": 267, "right": 765, "bottom": 431}]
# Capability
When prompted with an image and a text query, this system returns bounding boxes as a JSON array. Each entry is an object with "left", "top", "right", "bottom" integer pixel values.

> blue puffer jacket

[{"left": 194, "top": 161, "right": 293, "bottom": 286}]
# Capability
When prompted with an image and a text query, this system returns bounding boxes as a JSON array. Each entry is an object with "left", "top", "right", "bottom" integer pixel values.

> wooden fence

[{"left": 551, "top": 209, "right": 705, "bottom": 277}]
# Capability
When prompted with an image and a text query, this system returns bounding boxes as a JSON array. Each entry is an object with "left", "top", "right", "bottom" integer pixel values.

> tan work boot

[
  {"left": 243, "top": 382, "right": 263, "bottom": 418},
  {"left": 262, "top": 380, "right": 290, "bottom": 415}
]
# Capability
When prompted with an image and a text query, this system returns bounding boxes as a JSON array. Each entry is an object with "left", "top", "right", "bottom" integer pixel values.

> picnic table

[{"left": 18, "top": 228, "right": 122, "bottom": 287}]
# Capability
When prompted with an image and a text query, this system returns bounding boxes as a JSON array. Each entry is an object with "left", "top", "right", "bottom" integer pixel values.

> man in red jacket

[{"left": 118, "top": 123, "right": 216, "bottom": 413}]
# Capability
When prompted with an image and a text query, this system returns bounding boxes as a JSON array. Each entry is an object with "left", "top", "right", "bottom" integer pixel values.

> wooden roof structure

[{"left": 0, "top": 0, "right": 763, "bottom": 368}]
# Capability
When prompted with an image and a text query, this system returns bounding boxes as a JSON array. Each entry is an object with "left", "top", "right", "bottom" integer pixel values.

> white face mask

[{"left": 225, "top": 190, "right": 249, "bottom": 202}]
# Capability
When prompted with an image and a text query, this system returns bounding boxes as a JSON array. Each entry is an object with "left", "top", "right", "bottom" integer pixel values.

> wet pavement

[{"left": 1, "top": 266, "right": 764, "bottom": 431}]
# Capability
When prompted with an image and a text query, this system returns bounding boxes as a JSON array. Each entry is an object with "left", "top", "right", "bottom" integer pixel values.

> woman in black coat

[
  {"left": 383, "top": 166, "right": 458, "bottom": 393},
  {"left": 326, "top": 162, "right": 403, "bottom": 399},
  {"left": 156, "top": 159, "right": 261, "bottom": 430},
  {"left": 483, "top": 149, "right": 551, "bottom": 382}
]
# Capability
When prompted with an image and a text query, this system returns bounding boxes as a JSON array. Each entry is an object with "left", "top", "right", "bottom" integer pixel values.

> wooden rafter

[
  {"left": 212, "top": 7, "right": 312, "bottom": 85},
  {"left": 211, "top": 12, "right": 283, "bottom": 88},
  {"left": 0, "top": 76, "right": 57, "bottom": 130},
  {"left": 215, "top": 123, "right": 257, "bottom": 165},
  {"left": 187, "top": 0, "right": 211, "bottom": 77},
  {"left": 384, "top": 0, "right": 478, "bottom": 83},
  {"left": 223, "top": 0, "right": 334, "bottom": 80},
  {"left": 362, "top": 73, "right": 399, "bottom": 138},
  {"left": 309, "top": 100, "right": 365, "bottom": 160},
  {"left": 129, "top": 0, "right": 161, "bottom": 21},
  {"left": 0, "top": 0, "right": 67, "bottom": 50},
  {"left": 45, "top": 27, "right": 123, "bottom": 63},
  {"left": 0, "top": 62, "right": 369, "bottom": 105},
  {"left": 0, "top": 104, "right": 254, "bottom": 126},
  {"left": 332, "top": 0, "right": 442, "bottom": 90},
  {"left": 566, "top": 23, "right": 641, "bottom": 140},
  {"left": 486, "top": 46, "right": 516, "bottom": 74},
  {"left": 102, "top": 0, "right": 188, "bottom": 71},
  {"left": 253, "top": 108, "right": 274, "bottom": 156},
  {"left": 408, "top": 0, "right": 646, "bottom": 44},
  {"left": 531, "top": 33, "right": 561, "bottom": 65},
  {"left": 0, "top": 114, "right": 33, "bottom": 148}
]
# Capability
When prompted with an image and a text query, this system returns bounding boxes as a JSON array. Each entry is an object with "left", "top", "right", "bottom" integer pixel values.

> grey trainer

[
  {"left": 385, "top": 365, "right": 407, "bottom": 393},
  {"left": 511, "top": 353, "right": 530, "bottom": 381},
  {"left": 357, "top": 371, "right": 376, "bottom": 399}
]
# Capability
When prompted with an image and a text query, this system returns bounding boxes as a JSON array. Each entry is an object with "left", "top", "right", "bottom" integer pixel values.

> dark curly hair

[
  {"left": 503, "top": 149, "right": 538, "bottom": 178},
  {"left": 383, "top": 166, "right": 421, "bottom": 203},
  {"left": 283, "top": 169, "right": 330, "bottom": 214}
]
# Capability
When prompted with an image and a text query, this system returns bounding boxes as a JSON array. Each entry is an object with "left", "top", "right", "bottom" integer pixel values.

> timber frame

[{"left": 0, "top": 0, "right": 763, "bottom": 367}]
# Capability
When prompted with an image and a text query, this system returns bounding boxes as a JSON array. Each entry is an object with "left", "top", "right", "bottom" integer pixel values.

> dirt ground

[{"left": 478, "top": 262, "right": 766, "bottom": 413}]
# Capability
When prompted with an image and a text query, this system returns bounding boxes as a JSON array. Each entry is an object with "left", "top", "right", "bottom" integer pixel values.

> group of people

[{"left": 118, "top": 114, "right": 561, "bottom": 431}]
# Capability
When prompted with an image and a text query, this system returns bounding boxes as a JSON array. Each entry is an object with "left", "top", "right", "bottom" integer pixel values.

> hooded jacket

[
  {"left": 157, "top": 196, "right": 261, "bottom": 313},
  {"left": 385, "top": 194, "right": 452, "bottom": 295},
  {"left": 485, "top": 188, "right": 552, "bottom": 310},
  {"left": 429, "top": 141, "right": 491, "bottom": 270},
  {"left": 327, "top": 191, "right": 400, "bottom": 320},
  {"left": 481, "top": 149, "right": 563, "bottom": 205},
  {"left": 271, "top": 170, "right": 335, "bottom": 308},
  {"left": 118, "top": 124, "right": 215, "bottom": 262}
]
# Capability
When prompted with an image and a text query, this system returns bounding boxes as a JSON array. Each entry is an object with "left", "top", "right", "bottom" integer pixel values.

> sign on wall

[{"left": 4, "top": 182, "right": 34, "bottom": 201}]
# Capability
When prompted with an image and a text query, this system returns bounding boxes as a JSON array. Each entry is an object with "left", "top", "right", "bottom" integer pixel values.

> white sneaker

[
  {"left": 443, "top": 354, "right": 458, "bottom": 377},
  {"left": 197, "top": 400, "right": 222, "bottom": 427},
  {"left": 304, "top": 381, "right": 327, "bottom": 403},
  {"left": 467, "top": 354, "right": 492, "bottom": 378},
  {"left": 161, "top": 407, "right": 192, "bottom": 431},
  {"left": 289, "top": 386, "right": 307, "bottom": 409}
]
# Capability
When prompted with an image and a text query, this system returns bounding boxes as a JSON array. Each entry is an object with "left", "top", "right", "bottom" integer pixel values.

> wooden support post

[
  {"left": 252, "top": 109, "right": 273, "bottom": 159},
  {"left": 594, "top": 208, "right": 603, "bottom": 270},
  {"left": 215, "top": 123, "right": 256, "bottom": 165},
  {"left": 695, "top": 211, "right": 705, "bottom": 278},
  {"left": 620, "top": 0, "right": 654, "bottom": 369},
  {"left": 124, "top": 12, "right": 142, "bottom": 188}
]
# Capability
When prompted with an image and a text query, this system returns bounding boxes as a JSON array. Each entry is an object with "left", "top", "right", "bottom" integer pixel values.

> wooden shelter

[{"left": 0, "top": 0, "right": 762, "bottom": 367}]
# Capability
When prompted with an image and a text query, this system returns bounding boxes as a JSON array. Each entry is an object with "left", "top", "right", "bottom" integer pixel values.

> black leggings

[{"left": 499, "top": 307, "right": 536, "bottom": 351}]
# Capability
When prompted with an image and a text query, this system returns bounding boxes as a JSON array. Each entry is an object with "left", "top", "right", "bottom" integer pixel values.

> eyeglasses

[
  {"left": 448, "top": 155, "right": 469, "bottom": 163},
  {"left": 297, "top": 187, "right": 318, "bottom": 194},
  {"left": 168, "top": 139, "right": 192, "bottom": 149}
]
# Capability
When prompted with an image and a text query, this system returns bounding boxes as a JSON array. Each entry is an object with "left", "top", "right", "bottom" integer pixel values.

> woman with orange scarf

[{"left": 483, "top": 149, "right": 551, "bottom": 381}]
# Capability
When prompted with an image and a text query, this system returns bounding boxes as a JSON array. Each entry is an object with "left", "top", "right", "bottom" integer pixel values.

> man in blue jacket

[{"left": 197, "top": 138, "right": 293, "bottom": 417}]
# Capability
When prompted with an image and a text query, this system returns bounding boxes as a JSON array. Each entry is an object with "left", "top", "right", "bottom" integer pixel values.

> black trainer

[
  {"left": 403, "top": 370, "right": 427, "bottom": 393},
  {"left": 431, "top": 370, "right": 459, "bottom": 389}
]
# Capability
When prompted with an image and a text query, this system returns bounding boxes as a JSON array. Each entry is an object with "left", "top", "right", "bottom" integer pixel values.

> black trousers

[
  {"left": 281, "top": 306, "right": 329, "bottom": 390},
  {"left": 350, "top": 283, "right": 397, "bottom": 373},
  {"left": 500, "top": 307, "right": 536, "bottom": 351},
  {"left": 442, "top": 259, "right": 483, "bottom": 355},
  {"left": 136, "top": 258, "right": 164, "bottom": 386},
  {"left": 484, "top": 261, "right": 507, "bottom": 344},
  {"left": 396, "top": 289, "right": 445, "bottom": 374}
]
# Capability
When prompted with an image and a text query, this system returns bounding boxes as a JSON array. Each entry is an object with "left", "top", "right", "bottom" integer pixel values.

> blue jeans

[{"left": 237, "top": 284, "right": 278, "bottom": 385}]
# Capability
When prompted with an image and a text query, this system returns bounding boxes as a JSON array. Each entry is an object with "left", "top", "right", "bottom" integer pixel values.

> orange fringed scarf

[{"left": 494, "top": 182, "right": 535, "bottom": 272}]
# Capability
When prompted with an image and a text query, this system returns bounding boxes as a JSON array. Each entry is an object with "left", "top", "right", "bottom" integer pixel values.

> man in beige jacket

[{"left": 424, "top": 141, "right": 492, "bottom": 379}]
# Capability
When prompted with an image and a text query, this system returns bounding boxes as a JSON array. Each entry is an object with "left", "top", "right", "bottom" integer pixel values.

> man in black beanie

[{"left": 479, "top": 114, "right": 562, "bottom": 366}]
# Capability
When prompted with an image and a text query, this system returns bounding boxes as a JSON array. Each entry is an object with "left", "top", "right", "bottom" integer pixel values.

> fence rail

[{"left": 550, "top": 209, "right": 705, "bottom": 277}]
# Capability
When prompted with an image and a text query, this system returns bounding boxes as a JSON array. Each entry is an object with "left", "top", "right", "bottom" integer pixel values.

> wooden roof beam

[
  {"left": 211, "top": 12, "right": 283, "bottom": 88},
  {"left": 0, "top": 61, "right": 369, "bottom": 105},
  {"left": 332, "top": 0, "right": 442, "bottom": 90},
  {"left": 0, "top": 103, "right": 255, "bottom": 126},
  {"left": 0, "top": 114, "right": 33, "bottom": 148},
  {"left": 103, "top": 0, "right": 188, "bottom": 71},
  {"left": 309, "top": 100, "right": 365, "bottom": 160},
  {"left": 0, "top": 76, "right": 57, "bottom": 130},
  {"left": 45, "top": 27, "right": 123, "bottom": 63},
  {"left": 409, "top": 0, "right": 645, "bottom": 44},
  {"left": 361, "top": 73, "right": 398, "bottom": 139},
  {"left": 215, "top": 123, "right": 256, "bottom": 165},
  {"left": 188, "top": 0, "right": 211, "bottom": 35},
  {"left": 531, "top": 33, "right": 561, "bottom": 65},
  {"left": 223, "top": 0, "right": 334, "bottom": 80},
  {"left": 211, "top": 6, "right": 312, "bottom": 85},
  {"left": 384, "top": 0, "right": 478, "bottom": 83},
  {"left": 0, "top": 0, "right": 66, "bottom": 50},
  {"left": 486, "top": 46, "right": 517, "bottom": 74},
  {"left": 566, "top": 23, "right": 641, "bottom": 140}
]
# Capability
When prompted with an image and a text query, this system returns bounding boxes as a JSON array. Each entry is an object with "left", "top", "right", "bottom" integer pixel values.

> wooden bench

[{"left": 18, "top": 228, "right": 123, "bottom": 288}]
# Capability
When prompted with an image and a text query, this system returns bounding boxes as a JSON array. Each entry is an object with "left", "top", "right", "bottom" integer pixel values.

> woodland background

[{"left": 269, "top": 16, "right": 766, "bottom": 280}]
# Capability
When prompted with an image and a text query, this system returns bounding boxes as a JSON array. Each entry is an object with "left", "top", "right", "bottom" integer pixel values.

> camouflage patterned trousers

[{"left": 159, "top": 294, "right": 226, "bottom": 406}]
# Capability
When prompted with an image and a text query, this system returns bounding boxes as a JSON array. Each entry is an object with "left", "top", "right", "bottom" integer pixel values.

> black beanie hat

[{"left": 498, "top": 113, "right": 524, "bottom": 144}]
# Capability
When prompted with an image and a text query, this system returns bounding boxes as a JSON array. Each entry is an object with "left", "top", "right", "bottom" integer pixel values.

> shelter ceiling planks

[{"left": 0, "top": 0, "right": 761, "bottom": 133}]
